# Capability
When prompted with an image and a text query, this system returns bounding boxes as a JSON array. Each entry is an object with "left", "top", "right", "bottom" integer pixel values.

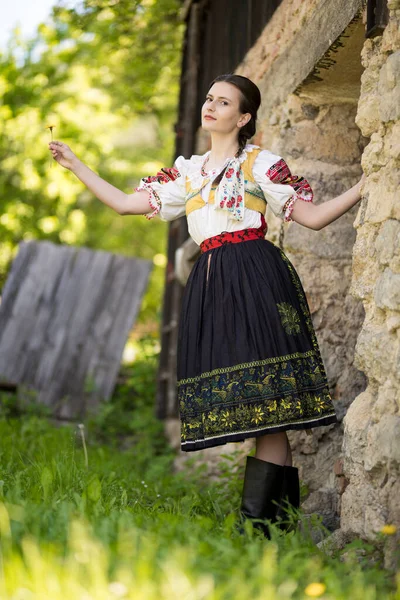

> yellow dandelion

[
  {"left": 381, "top": 524, "right": 397, "bottom": 535},
  {"left": 46, "top": 124, "right": 57, "bottom": 169},
  {"left": 305, "top": 582, "right": 326, "bottom": 597},
  {"left": 45, "top": 124, "right": 56, "bottom": 139}
]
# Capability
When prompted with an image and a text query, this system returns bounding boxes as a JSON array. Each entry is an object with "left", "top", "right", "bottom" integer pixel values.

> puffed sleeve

[
  {"left": 252, "top": 150, "right": 314, "bottom": 222},
  {"left": 135, "top": 155, "right": 189, "bottom": 222}
]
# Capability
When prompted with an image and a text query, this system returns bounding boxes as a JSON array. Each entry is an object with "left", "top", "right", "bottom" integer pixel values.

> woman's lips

[{"left": 204, "top": 115, "right": 216, "bottom": 120}]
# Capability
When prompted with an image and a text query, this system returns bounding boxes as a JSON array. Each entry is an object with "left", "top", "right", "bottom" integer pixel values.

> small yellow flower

[
  {"left": 45, "top": 124, "right": 56, "bottom": 140},
  {"left": 381, "top": 524, "right": 397, "bottom": 535},
  {"left": 305, "top": 582, "right": 326, "bottom": 597}
]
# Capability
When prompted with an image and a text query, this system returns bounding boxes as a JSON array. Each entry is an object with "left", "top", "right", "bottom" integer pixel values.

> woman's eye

[{"left": 205, "top": 98, "right": 227, "bottom": 105}]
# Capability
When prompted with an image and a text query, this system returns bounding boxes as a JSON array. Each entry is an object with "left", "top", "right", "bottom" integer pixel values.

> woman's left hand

[{"left": 355, "top": 172, "right": 366, "bottom": 196}]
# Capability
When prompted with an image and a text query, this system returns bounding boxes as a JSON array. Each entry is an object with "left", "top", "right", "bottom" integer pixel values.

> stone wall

[{"left": 340, "top": 1, "right": 400, "bottom": 561}]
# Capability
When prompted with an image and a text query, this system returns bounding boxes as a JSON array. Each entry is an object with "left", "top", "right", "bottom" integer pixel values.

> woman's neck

[{"left": 207, "top": 133, "right": 242, "bottom": 166}]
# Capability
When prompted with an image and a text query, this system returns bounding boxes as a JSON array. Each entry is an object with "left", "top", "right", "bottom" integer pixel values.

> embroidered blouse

[{"left": 135, "top": 143, "right": 314, "bottom": 246}]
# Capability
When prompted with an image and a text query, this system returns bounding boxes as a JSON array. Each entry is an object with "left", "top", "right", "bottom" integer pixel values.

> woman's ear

[{"left": 238, "top": 113, "right": 252, "bottom": 128}]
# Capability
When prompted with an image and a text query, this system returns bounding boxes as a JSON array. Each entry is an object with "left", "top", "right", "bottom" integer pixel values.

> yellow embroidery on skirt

[{"left": 277, "top": 302, "right": 301, "bottom": 335}]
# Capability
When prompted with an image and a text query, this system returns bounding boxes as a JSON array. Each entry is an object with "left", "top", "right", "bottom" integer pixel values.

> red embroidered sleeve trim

[
  {"left": 283, "top": 196, "right": 297, "bottom": 222},
  {"left": 266, "top": 158, "right": 314, "bottom": 222},
  {"left": 136, "top": 166, "right": 181, "bottom": 220},
  {"left": 135, "top": 185, "right": 162, "bottom": 220}
]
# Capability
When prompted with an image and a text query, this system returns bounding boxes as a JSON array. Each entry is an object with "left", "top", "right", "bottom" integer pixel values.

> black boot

[
  {"left": 239, "top": 455, "right": 285, "bottom": 538},
  {"left": 275, "top": 465, "right": 300, "bottom": 532}
]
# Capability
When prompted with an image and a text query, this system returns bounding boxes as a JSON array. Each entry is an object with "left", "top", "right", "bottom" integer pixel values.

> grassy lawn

[{"left": 0, "top": 339, "right": 398, "bottom": 599}]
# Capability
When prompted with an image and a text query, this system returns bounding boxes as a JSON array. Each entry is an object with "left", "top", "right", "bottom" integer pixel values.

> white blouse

[{"left": 136, "top": 144, "right": 314, "bottom": 246}]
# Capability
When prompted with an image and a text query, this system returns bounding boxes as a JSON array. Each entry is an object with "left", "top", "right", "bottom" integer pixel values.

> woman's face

[{"left": 201, "top": 81, "right": 251, "bottom": 135}]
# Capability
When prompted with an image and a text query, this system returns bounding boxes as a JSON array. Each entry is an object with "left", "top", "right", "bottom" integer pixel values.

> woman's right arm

[{"left": 48, "top": 141, "right": 151, "bottom": 216}]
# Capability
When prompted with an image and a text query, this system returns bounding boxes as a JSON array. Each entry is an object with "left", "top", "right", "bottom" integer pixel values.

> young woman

[{"left": 49, "top": 73, "right": 365, "bottom": 536}]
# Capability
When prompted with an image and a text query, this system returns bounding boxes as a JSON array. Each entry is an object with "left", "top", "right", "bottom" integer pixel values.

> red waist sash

[{"left": 200, "top": 214, "right": 267, "bottom": 254}]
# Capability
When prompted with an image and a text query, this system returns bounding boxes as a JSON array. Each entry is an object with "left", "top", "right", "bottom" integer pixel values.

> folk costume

[{"left": 136, "top": 144, "right": 337, "bottom": 455}]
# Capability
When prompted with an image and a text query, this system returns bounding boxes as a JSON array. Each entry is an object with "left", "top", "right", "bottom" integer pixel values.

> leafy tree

[{"left": 0, "top": 0, "right": 184, "bottom": 325}]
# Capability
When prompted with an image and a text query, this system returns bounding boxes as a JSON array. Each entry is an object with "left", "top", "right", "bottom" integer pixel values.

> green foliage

[
  {"left": 0, "top": 343, "right": 398, "bottom": 598},
  {"left": 0, "top": 0, "right": 184, "bottom": 324}
]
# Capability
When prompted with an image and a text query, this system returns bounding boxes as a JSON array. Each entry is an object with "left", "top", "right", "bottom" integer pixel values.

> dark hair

[{"left": 208, "top": 73, "right": 261, "bottom": 159}]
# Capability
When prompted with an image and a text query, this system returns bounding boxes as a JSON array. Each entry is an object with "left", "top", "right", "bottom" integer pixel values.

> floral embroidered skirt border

[{"left": 177, "top": 236, "right": 337, "bottom": 452}]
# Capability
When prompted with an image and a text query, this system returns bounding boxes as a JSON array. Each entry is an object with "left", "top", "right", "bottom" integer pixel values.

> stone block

[
  {"left": 278, "top": 105, "right": 362, "bottom": 164},
  {"left": 317, "top": 528, "right": 358, "bottom": 556},
  {"left": 341, "top": 475, "right": 374, "bottom": 535},
  {"left": 386, "top": 314, "right": 400, "bottom": 333},
  {"left": 350, "top": 224, "right": 380, "bottom": 300},
  {"left": 364, "top": 501, "right": 388, "bottom": 537},
  {"left": 362, "top": 133, "right": 388, "bottom": 170},
  {"left": 374, "top": 219, "right": 400, "bottom": 267},
  {"left": 371, "top": 379, "right": 400, "bottom": 423},
  {"left": 378, "top": 52, "right": 400, "bottom": 122},
  {"left": 354, "top": 322, "right": 397, "bottom": 383},
  {"left": 374, "top": 268, "right": 400, "bottom": 310},
  {"left": 356, "top": 93, "right": 381, "bottom": 138},
  {"left": 379, "top": 51, "right": 400, "bottom": 91},
  {"left": 383, "top": 122, "right": 400, "bottom": 159},
  {"left": 363, "top": 168, "right": 400, "bottom": 224},
  {"left": 382, "top": 16, "right": 400, "bottom": 54},
  {"left": 342, "top": 389, "right": 374, "bottom": 469},
  {"left": 364, "top": 415, "right": 400, "bottom": 472}
]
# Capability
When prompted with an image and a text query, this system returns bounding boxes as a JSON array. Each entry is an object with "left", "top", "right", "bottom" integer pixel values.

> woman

[{"left": 49, "top": 74, "right": 365, "bottom": 536}]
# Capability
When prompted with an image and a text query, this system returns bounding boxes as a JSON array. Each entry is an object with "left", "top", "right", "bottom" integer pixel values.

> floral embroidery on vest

[{"left": 185, "top": 146, "right": 266, "bottom": 218}]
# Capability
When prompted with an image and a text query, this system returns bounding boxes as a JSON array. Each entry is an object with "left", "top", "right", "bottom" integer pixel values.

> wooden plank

[{"left": 0, "top": 241, "right": 152, "bottom": 418}]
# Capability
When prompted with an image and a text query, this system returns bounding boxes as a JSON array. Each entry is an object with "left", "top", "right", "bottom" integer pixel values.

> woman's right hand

[{"left": 48, "top": 141, "right": 78, "bottom": 170}]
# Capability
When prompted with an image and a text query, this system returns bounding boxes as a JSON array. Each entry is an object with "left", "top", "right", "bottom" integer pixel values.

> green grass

[{"left": 0, "top": 339, "right": 398, "bottom": 599}]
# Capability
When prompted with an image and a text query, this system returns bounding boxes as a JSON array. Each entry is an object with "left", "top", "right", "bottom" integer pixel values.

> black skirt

[{"left": 177, "top": 236, "right": 337, "bottom": 452}]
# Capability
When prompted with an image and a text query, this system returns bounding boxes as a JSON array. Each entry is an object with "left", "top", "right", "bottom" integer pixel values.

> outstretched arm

[
  {"left": 48, "top": 141, "right": 152, "bottom": 216},
  {"left": 290, "top": 174, "right": 365, "bottom": 231}
]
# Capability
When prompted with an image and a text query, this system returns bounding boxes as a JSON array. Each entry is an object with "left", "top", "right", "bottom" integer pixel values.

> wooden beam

[{"left": 180, "top": 0, "right": 194, "bottom": 22}]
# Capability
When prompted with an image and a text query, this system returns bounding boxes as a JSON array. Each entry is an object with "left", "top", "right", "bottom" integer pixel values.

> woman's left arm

[{"left": 290, "top": 174, "right": 366, "bottom": 230}]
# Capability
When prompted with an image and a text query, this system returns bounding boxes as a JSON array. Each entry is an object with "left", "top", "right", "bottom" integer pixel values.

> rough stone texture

[
  {"left": 340, "top": 5, "right": 400, "bottom": 565},
  {"left": 239, "top": 0, "right": 365, "bottom": 115}
]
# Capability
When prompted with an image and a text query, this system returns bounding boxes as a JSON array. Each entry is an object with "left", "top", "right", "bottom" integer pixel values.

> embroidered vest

[{"left": 185, "top": 147, "right": 266, "bottom": 217}]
